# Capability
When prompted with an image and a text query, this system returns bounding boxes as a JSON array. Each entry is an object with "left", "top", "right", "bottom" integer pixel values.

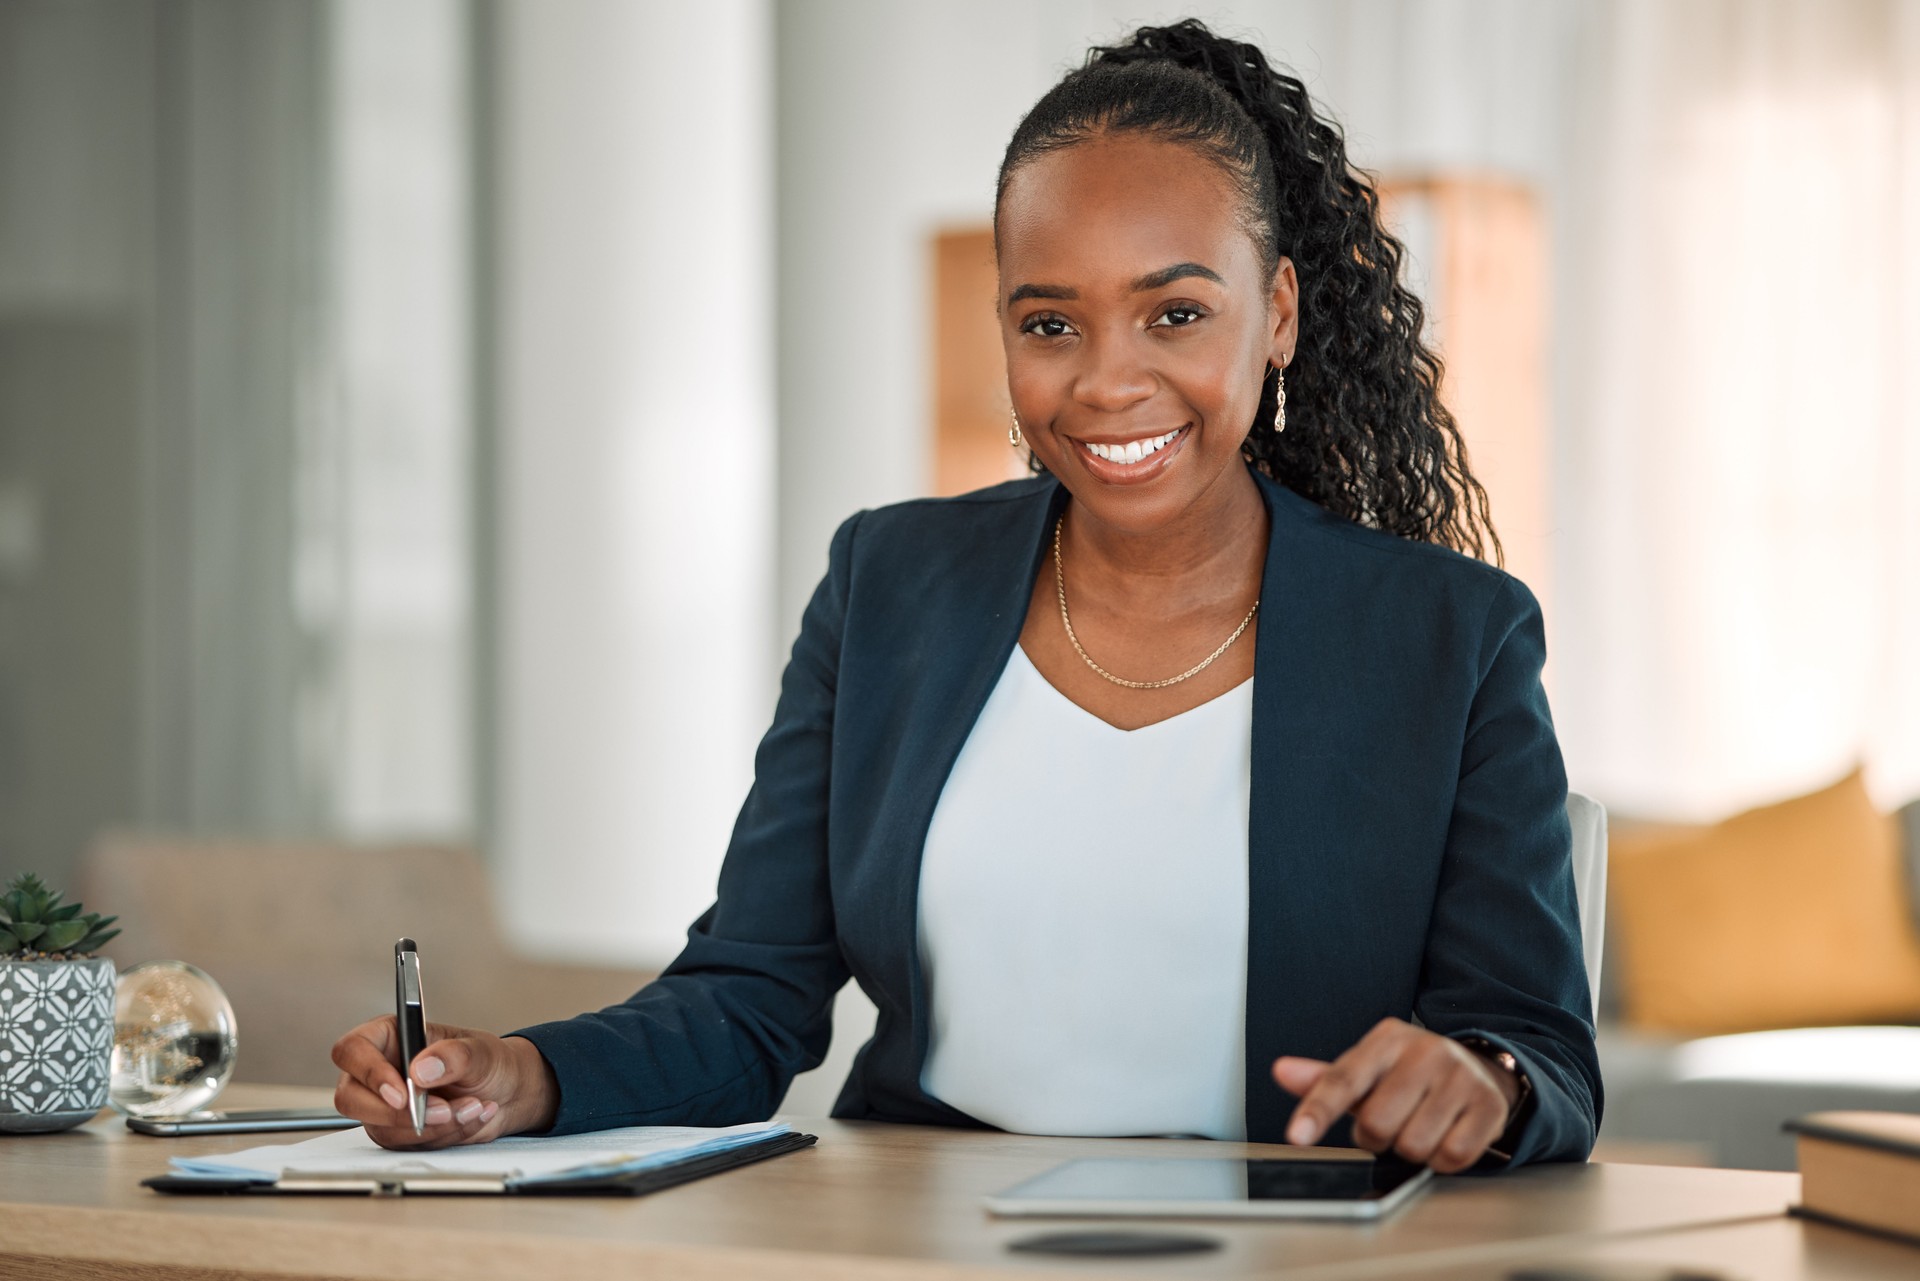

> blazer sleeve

[
  {"left": 1413, "top": 574, "right": 1604, "bottom": 1167},
  {"left": 508, "top": 513, "right": 861, "bottom": 1133}
]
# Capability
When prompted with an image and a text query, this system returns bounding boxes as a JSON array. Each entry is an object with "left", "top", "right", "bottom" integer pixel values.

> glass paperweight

[{"left": 109, "top": 960, "right": 238, "bottom": 1117}]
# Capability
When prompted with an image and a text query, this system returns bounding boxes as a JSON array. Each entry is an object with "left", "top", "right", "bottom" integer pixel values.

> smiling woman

[{"left": 327, "top": 19, "right": 1600, "bottom": 1178}]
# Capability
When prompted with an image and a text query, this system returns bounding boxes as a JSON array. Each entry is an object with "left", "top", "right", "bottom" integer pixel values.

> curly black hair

[{"left": 995, "top": 19, "right": 1502, "bottom": 566}]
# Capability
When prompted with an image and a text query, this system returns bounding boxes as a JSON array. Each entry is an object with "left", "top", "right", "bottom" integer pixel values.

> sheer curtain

[{"left": 1553, "top": 0, "right": 1920, "bottom": 819}]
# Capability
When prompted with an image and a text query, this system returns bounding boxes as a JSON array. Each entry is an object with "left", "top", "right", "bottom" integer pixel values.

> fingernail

[
  {"left": 1288, "top": 1118, "right": 1318, "bottom": 1145},
  {"left": 481, "top": 1101, "right": 499, "bottom": 1122},
  {"left": 379, "top": 1083, "right": 406, "bottom": 1110},
  {"left": 416, "top": 1056, "right": 445, "bottom": 1084},
  {"left": 455, "top": 1100, "right": 483, "bottom": 1124},
  {"left": 426, "top": 1101, "right": 453, "bottom": 1124}
]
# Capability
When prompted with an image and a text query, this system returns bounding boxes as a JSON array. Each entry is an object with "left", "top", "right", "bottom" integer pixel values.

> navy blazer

[{"left": 516, "top": 466, "right": 1602, "bottom": 1166}]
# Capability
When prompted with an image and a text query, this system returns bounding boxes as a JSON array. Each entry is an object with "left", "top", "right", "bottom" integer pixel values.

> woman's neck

[{"left": 1060, "top": 463, "right": 1269, "bottom": 613}]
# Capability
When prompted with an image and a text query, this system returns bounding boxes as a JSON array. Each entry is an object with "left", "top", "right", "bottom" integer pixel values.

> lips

[{"left": 1072, "top": 425, "right": 1191, "bottom": 485}]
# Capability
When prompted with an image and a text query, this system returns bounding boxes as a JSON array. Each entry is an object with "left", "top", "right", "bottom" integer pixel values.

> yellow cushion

[{"left": 1611, "top": 768, "right": 1920, "bottom": 1035}]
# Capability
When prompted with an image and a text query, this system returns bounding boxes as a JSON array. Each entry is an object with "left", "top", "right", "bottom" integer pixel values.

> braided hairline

[{"left": 998, "top": 20, "right": 1503, "bottom": 567}]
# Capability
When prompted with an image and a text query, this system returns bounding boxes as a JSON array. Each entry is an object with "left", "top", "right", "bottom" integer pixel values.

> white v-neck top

[{"left": 916, "top": 645, "right": 1252, "bottom": 1140}]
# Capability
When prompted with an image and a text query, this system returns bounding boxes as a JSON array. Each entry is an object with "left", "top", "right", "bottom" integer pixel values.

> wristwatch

[{"left": 1455, "top": 1035, "right": 1533, "bottom": 1163}]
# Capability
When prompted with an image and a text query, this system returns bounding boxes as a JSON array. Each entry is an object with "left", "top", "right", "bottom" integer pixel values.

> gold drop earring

[{"left": 1009, "top": 408, "right": 1025, "bottom": 449}]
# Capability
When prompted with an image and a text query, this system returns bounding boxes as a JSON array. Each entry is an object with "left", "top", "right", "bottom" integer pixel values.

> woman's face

[{"left": 997, "top": 132, "right": 1297, "bottom": 534}]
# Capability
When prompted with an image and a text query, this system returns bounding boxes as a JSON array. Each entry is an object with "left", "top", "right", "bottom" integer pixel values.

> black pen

[{"left": 394, "top": 937, "right": 429, "bottom": 1135}]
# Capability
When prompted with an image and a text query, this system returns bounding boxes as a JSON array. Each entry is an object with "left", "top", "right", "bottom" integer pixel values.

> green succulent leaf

[
  {"left": 0, "top": 873, "right": 114, "bottom": 954},
  {"left": 41, "top": 920, "right": 88, "bottom": 951}
]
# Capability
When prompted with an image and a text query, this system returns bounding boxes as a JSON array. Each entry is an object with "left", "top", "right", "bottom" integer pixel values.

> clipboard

[{"left": 143, "top": 1129, "right": 817, "bottom": 1197}]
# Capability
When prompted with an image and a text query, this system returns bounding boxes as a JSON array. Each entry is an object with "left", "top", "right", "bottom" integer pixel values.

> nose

[{"left": 1070, "top": 332, "right": 1156, "bottom": 414}]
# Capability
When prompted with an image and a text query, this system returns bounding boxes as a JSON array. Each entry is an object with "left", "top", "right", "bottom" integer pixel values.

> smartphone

[{"left": 125, "top": 1107, "right": 359, "bottom": 1136}]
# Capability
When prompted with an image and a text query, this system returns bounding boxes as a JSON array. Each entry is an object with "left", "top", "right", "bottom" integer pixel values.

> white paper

[{"left": 169, "top": 1120, "right": 790, "bottom": 1186}]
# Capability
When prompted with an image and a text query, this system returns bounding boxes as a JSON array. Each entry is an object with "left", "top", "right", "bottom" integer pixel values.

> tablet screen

[{"left": 985, "top": 1156, "right": 1432, "bottom": 1219}]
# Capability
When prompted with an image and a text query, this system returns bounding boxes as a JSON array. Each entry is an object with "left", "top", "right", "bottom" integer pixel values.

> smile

[{"left": 1079, "top": 426, "right": 1188, "bottom": 466}]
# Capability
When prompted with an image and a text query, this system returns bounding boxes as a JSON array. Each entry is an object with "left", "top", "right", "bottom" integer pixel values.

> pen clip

[{"left": 399, "top": 955, "right": 422, "bottom": 1005}]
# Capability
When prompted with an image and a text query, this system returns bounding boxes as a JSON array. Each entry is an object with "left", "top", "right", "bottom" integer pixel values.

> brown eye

[
  {"left": 1150, "top": 306, "right": 1204, "bottom": 328},
  {"left": 1021, "top": 314, "right": 1074, "bottom": 339}
]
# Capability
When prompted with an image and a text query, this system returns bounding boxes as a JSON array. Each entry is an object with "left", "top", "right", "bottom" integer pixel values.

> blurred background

[{"left": 4, "top": 0, "right": 1919, "bottom": 1165}]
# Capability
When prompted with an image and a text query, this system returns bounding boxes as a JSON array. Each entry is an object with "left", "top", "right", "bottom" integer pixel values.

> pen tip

[{"left": 395, "top": 937, "right": 416, "bottom": 955}]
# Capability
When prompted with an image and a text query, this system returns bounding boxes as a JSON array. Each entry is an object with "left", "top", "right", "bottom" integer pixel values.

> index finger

[
  {"left": 330, "top": 1016, "right": 407, "bottom": 1099},
  {"left": 1284, "top": 1033, "right": 1403, "bottom": 1146}
]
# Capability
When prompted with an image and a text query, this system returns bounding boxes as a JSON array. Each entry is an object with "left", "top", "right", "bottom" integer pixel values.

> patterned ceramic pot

[{"left": 0, "top": 957, "right": 115, "bottom": 1133}]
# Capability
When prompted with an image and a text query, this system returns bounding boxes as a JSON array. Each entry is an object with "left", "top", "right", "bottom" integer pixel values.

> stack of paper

[{"left": 168, "top": 1120, "right": 793, "bottom": 1189}]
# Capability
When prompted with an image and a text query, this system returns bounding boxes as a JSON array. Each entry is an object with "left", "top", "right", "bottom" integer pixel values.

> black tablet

[{"left": 985, "top": 1155, "right": 1434, "bottom": 1220}]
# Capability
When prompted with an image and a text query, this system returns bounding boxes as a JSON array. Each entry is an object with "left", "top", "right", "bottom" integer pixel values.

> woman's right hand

[{"left": 330, "top": 1016, "right": 560, "bottom": 1150}]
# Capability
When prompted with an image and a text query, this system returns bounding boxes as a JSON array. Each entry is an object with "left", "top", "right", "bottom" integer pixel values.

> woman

[{"left": 332, "top": 20, "right": 1599, "bottom": 1174}]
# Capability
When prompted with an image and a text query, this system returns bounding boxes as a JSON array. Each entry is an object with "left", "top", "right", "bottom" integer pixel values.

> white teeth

[{"left": 1083, "top": 428, "right": 1182, "bottom": 465}]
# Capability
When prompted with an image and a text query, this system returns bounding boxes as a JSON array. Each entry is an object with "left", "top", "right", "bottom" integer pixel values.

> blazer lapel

[
  {"left": 838, "top": 478, "right": 1065, "bottom": 1118},
  {"left": 1244, "top": 470, "right": 1370, "bottom": 1141}
]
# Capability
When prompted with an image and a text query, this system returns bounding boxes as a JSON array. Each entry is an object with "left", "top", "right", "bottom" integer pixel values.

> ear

[{"left": 1266, "top": 256, "right": 1300, "bottom": 367}]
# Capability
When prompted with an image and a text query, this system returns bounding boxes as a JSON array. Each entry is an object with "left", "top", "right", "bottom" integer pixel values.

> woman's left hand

[{"left": 1272, "top": 1018, "right": 1521, "bottom": 1174}]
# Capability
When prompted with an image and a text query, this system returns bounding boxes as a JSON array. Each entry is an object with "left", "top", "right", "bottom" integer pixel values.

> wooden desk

[
  {"left": 1396, "top": 1214, "right": 1920, "bottom": 1281},
  {"left": 0, "top": 1085, "right": 1891, "bottom": 1281}
]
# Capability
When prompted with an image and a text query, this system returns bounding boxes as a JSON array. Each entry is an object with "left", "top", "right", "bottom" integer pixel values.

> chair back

[
  {"left": 77, "top": 833, "right": 649, "bottom": 1086},
  {"left": 1566, "top": 791, "right": 1608, "bottom": 1010}
]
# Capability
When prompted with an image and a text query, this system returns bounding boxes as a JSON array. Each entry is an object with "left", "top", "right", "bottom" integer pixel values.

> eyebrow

[
  {"left": 1006, "top": 261, "right": 1225, "bottom": 305},
  {"left": 1131, "top": 261, "right": 1225, "bottom": 291},
  {"left": 1007, "top": 282, "right": 1078, "bottom": 304}
]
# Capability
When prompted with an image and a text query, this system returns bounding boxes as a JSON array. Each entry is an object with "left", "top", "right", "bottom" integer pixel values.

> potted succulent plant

[{"left": 0, "top": 874, "right": 119, "bottom": 1133}]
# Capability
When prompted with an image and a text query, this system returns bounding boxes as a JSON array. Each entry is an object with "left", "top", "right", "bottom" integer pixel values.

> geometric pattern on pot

[{"left": 0, "top": 960, "right": 115, "bottom": 1115}]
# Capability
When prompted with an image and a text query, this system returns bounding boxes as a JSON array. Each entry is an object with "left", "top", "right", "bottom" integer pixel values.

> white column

[
  {"left": 321, "top": 0, "right": 474, "bottom": 838},
  {"left": 493, "top": 0, "right": 777, "bottom": 964}
]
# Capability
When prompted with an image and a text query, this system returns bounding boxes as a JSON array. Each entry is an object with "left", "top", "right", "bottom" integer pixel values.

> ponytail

[{"left": 996, "top": 19, "right": 1501, "bottom": 566}]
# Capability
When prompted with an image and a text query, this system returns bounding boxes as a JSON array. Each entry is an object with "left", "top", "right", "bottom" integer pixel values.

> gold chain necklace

[{"left": 1052, "top": 516, "right": 1259, "bottom": 690}]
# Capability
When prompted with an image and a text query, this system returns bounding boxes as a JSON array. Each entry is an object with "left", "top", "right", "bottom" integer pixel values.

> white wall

[{"left": 493, "top": 0, "right": 777, "bottom": 965}]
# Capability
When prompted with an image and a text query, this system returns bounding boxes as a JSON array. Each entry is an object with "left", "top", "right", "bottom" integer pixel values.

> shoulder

[
  {"left": 850, "top": 475, "right": 1054, "bottom": 536},
  {"left": 828, "top": 476, "right": 1056, "bottom": 577},
  {"left": 1255, "top": 470, "right": 1541, "bottom": 660}
]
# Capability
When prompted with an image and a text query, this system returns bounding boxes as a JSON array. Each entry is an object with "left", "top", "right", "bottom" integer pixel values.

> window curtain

[{"left": 1553, "top": 0, "right": 1920, "bottom": 818}]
